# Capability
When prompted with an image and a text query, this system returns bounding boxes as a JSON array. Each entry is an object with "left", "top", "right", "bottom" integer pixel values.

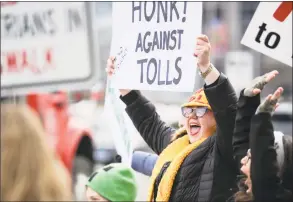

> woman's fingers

[
  {"left": 194, "top": 50, "right": 203, "bottom": 57},
  {"left": 107, "top": 58, "right": 115, "bottom": 68},
  {"left": 196, "top": 39, "right": 207, "bottom": 46},
  {"left": 109, "top": 56, "right": 116, "bottom": 61},
  {"left": 274, "top": 103, "right": 280, "bottom": 111},
  {"left": 252, "top": 88, "right": 261, "bottom": 95},
  {"left": 197, "top": 35, "right": 209, "bottom": 43},
  {"left": 260, "top": 88, "right": 283, "bottom": 112},
  {"left": 106, "top": 56, "right": 116, "bottom": 76},
  {"left": 264, "top": 70, "right": 279, "bottom": 83},
  {"left": 248, "top": 70, "right": 279, "bottom": 94},
  {"left": 105, "top": 67, "right": 114, "bottom": 75},
  {"left": 264, "top": 94, "right": 273, "bottom": 105},
  {"left": 195, "top": 44, "right": 205, "bottom": 50},
  {"left": 271, "top": 87, "right": 283, "bottom": 101}
]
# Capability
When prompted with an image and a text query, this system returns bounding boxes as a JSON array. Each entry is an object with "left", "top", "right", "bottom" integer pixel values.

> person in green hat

[{"left": 85, "top": 163, "right": 138, "bottom": 201}]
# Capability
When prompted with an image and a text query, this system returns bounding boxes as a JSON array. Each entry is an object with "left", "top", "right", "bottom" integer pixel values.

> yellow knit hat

[{"left": 181, "top": 88, "right": 212, "bottom": 110}]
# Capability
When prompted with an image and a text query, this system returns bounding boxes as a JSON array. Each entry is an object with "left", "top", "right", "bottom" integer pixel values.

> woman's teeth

[{"left": 190, "top": 124, "right": 199, "bottom": 128}]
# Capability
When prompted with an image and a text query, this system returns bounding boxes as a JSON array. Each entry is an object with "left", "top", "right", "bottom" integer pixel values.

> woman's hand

[
  {"left": 106, "top": 56, "right": 131, "bottom": 96},
  {"left": 256, "top": 87, "right": 283, "bottom": 115},
  {"left": 194, "top": 35, "right": 211, "bottom": 72},
  {"left": 244, "top": 70, "right": 279, "bottom": 97},
  {"left": 194, "top": 35, "right": 220, "bottom": 85}
]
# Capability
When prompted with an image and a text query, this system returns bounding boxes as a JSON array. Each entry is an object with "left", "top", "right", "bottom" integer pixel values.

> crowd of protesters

[{"left": 1, "top": 35, "right": 292, "bottom": 202}]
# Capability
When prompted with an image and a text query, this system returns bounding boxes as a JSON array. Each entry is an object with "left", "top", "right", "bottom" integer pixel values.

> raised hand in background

[
  {"left": 256, "top": 87, "right": 283, "bottom": 115},
  {"left": 244, "top": 70, "right": 279, "bottom": 97}
]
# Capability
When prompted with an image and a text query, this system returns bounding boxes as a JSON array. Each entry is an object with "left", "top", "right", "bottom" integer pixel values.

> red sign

[{"left": 273, "top": 2, "right": 292, "bottom": 22}]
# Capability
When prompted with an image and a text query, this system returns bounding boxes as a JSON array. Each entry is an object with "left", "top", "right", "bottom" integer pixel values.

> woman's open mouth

[{"left": 189, "top": 123, "right": 201, "bottom": 136}]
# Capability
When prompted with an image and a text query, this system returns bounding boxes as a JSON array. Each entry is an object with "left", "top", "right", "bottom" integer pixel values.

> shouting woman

[{"left": 106, "top": 35, "right": 238, "bottom": 202}]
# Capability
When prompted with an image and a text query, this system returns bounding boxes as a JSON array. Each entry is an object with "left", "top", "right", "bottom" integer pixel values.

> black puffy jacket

[
  {"left": 232, "top": 91, "right": 292, "bottom": 202},
  {"left": 120, "top": 74, "right": 238, "bottom": 202},
  {"left": 250, "top": 113, "right": 292, "bottom": 202}
]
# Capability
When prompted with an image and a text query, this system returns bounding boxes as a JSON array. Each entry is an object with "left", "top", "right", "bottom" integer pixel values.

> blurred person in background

[
  {"left": 230, "top": 85, "right": 292, "bottom": 202},
  {"left": 131, "top": 151, "right": 158, "bottom": 176},
  {"left": 85, "top": 163, "right": 137, "bottom": 201},
  {"left": 233, "top": 70, "right": 281, "bottom": 169},
  {"left": 1, "top": 104, "right": 72, "bottom": 201},
  {"left": 106, "top": 35, "right": 238, "bottom": 202}
]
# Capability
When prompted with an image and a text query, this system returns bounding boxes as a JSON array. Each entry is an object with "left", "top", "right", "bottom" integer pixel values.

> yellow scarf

[{"left": 147, "top": 134, "right": 208, "bottom": 201}]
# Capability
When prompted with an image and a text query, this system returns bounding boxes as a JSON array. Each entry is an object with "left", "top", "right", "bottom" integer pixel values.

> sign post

[
  {"left": 103, "top": 76, "right": 137, "bottom": 166},
  {"left": 225, "top": 51, "right": 254, "bottom": 96}
]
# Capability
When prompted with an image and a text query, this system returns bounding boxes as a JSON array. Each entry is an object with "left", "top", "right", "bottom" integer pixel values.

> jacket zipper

[{"left": 153, "top": 161, "right": 171, "bottom": 201}]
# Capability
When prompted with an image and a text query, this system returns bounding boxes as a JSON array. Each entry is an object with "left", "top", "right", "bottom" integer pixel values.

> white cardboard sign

[
  {"left": 103, "top": 77, "right": 136, "bottom": 166},
  {"left": 111, "top": 2, "right": 202, "bottom": 92},
  {"left": 241, "top": 2, "right": 292, "bottom": 67},
  {"left": 1, "top": 2, "right": 99, "bottom": 96},
  {"left": 102, "top": 35, "right": 138, "bottom": 166}
]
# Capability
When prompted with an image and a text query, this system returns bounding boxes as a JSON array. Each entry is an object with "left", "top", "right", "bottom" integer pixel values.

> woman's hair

[
  {"left": 1, "top": 104, "right": 72, "bottom": 201},
  {"left": 234, "top": 135, "right": 292, "bottom": 202},
  {"left": 234, "top": 178, "right": 253, "bottom": 202}
]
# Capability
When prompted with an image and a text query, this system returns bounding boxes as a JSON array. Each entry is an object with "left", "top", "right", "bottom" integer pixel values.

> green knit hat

[{"left": 86, "top": 163, "right": 137, "bottom": 201}]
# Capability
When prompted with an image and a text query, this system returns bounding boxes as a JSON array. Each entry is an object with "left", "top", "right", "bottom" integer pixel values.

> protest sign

[
  {"left": 103, "top": 38, "right": 139, "bottom": 166},
  {"left": 110, "top": 2, "right": 203, "bottom": 92},
  {"left": 1, "top": 2, "right": 99, "bottom": 96},
  {"left": 241, "top": 2, "right": 292, "bottom": 67}
]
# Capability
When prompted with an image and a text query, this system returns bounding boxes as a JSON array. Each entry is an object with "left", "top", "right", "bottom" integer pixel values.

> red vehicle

[{"left": 26, "top": 91, "right": 98, "bottom": 200}]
